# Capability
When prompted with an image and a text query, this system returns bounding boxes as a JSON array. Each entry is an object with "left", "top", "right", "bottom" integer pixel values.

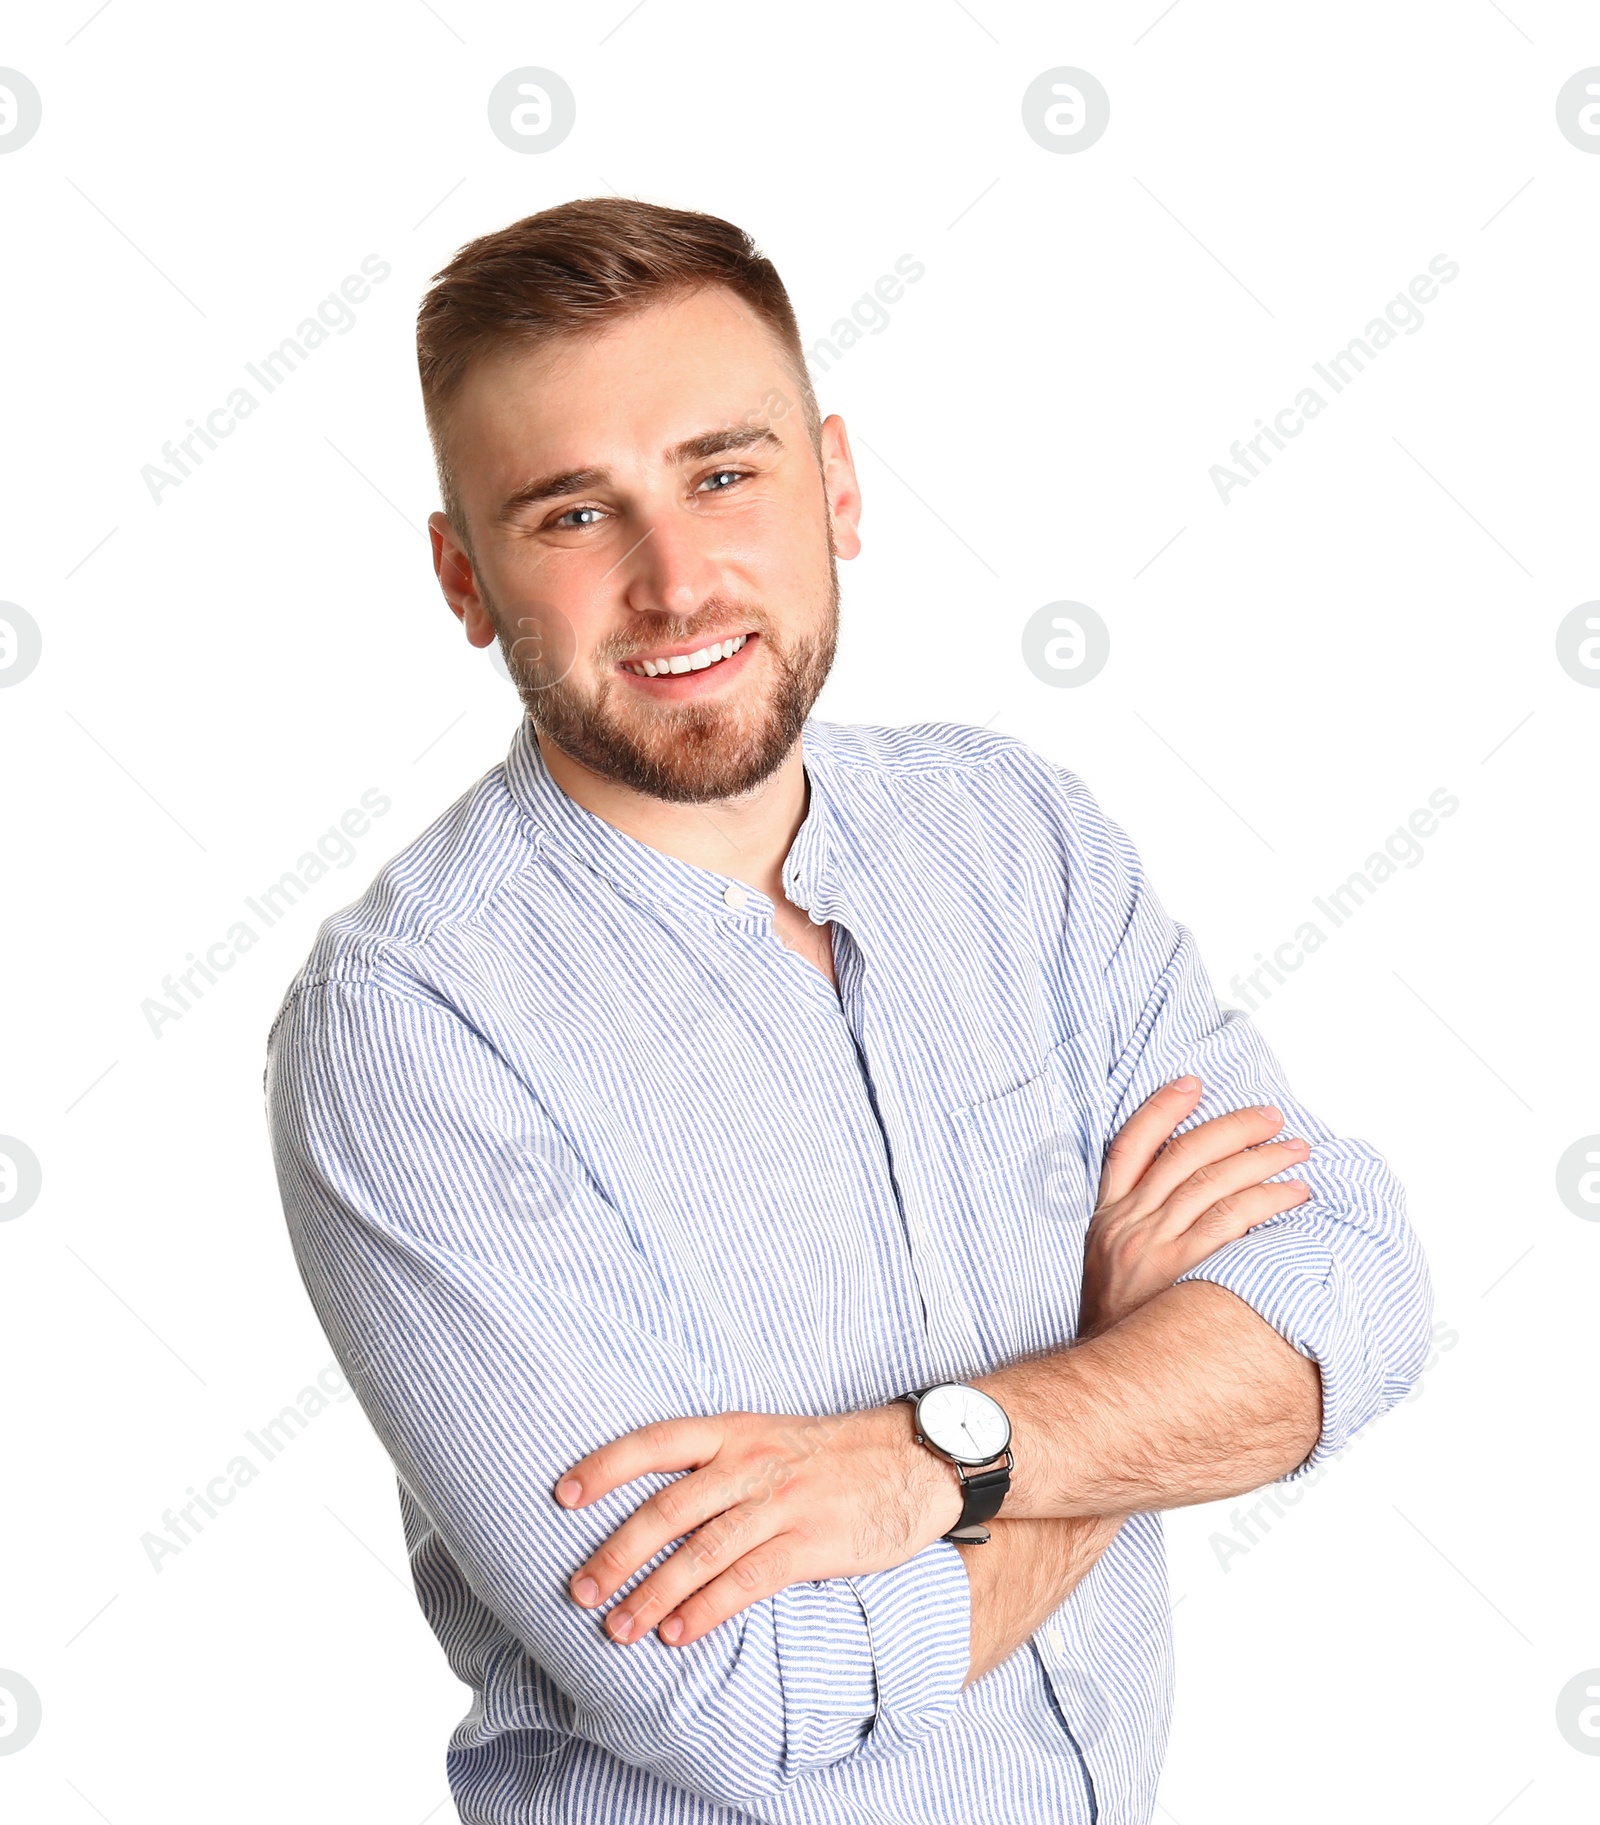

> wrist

[
  {"left": 971, "top": 1366, "right": 1073, "bottom": 1519},
  {"left": 901, "top": 1383, "right": 1016, "bottom": 1542},
  {"left": 875, "top": 1400, "right": 964, "bottom": 1539}
]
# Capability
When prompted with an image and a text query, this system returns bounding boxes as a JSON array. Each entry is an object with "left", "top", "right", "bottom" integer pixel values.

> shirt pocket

[
  {"left": 946, "top": 1023, "right": 1109, "bottom": 1349},
  {"left": 949, "top": 1021, "right": 1109, "bottom": 1238}
]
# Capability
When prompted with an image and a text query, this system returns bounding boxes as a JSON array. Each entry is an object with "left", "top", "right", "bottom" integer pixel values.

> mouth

[
  {"left": 616, "top": 630, "right": 757, "bottom": 693},
  {"left": 621, "top": 631, "right": 751, "bottom": 677}
]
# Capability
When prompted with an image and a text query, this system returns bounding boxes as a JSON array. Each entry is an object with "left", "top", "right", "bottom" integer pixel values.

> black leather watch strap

[{"left": 946, "top": 1454, "right": 1013, "bottom": 1545}]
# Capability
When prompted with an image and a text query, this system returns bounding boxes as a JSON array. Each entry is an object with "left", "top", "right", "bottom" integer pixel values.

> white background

[{"left": 1, "top": 2, "right": 1596, "bottom": 1820}]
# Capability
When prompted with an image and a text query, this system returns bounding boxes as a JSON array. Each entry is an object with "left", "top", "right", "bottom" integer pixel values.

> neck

[{"left": 534, "top": 726, "right": 810, "bottom": 904}]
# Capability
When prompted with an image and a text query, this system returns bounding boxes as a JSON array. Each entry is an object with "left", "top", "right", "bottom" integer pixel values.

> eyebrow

[{"left": 496, "top": 424, "right": 783, "bottom": 525}]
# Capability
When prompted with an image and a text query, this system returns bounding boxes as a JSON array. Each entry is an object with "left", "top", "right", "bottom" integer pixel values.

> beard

[{"left": 491, "top": 562, "right": 840, "bottom": 805}]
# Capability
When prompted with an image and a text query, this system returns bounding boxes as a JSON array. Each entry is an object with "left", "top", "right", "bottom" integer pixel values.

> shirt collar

[{"left": 503, "top": 715, "right": 841, "bottom": 928}]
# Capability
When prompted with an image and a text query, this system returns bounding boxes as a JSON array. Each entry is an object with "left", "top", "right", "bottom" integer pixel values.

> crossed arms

[{"left": 555, "top": 1082, "right": 1327, "bottom": 1686}]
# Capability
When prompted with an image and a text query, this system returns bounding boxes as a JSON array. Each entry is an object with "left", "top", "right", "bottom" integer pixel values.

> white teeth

[{"left": 624, "top": 632, "right": 750, "bottom": 677}]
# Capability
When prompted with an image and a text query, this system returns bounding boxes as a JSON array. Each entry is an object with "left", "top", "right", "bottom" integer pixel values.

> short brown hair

[{"left": 416, "top": 196, "right": 822, "bottom": 547}]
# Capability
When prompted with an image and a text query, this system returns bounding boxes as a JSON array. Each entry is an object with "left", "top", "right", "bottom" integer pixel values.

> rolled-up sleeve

[
  {"left": 1057, "top": 769, "right": 1435, "bottom": 1476},
  {"left": 266, "top": 977, "right": 970, "bottom": 1810}
]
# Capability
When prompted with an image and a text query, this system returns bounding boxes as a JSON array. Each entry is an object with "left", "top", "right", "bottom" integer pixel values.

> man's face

[{"left": 430, "top": 286, "right": 862, "bottom": 803}]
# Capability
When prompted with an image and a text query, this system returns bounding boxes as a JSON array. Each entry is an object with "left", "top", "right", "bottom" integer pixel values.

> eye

[
  {"left": 551, "top": 505, "right": 607, "bottom": 530},
  {"left": 698, "top": 468, "right": 748, "bottom": 493}
]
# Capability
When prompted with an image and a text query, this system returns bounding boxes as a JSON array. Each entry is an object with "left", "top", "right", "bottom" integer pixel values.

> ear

[
  {"left": 817, "top": 415, "right": 863, "bottom": 561},
  {"left": 429, "top": 512, "right": 499, "bottom": 649}
]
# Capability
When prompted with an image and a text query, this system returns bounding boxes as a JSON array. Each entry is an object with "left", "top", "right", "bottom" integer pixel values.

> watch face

[{"left": 917, "top": 1383, "right": 1011, "bottom": 1464}]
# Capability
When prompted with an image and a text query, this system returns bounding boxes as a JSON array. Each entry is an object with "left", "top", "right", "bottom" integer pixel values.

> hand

[
  {"left": 555, "top": 1404, "right": 962, "bottom": 1648},
  {"left": 1077, "top": 1077, "right": 1311, "bottom": 1340}
]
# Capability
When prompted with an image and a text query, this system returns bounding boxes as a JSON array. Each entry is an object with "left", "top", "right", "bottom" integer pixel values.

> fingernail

[
  {"left": 1173, "top": 1075, "right": 1199, "bottom": 1091},
  {"left": 609, "top": 1610, "right": 634, "bottom": 1641},
  {"left": 556, "top": 1478, "right": 582, "bottom": 1506},
  {"left": 573, "top": 1577, "right": 599, "bottom": 1607},
  {"left": 660, "top": 1616, "right": 684, "bottom": 1644}
]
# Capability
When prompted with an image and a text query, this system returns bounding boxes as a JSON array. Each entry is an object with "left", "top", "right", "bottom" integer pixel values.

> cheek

[
  {"left": 495, "top": 584, "right": 589, "bottom": 683},
  {"left": 735, "top": 499, "right": 832, "bottom": 599}
]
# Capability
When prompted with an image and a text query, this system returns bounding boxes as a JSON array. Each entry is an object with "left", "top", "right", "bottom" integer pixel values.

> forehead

[{"left": 449, "top": 286, "right": 798, "bottom": 479}]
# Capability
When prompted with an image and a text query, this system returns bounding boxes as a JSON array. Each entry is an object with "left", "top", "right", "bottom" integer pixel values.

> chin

[{"left": 597, "top": 694, "right": 801, "bottom": 803}]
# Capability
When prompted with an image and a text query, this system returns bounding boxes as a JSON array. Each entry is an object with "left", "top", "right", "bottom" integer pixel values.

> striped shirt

[{"left": 266, "top": 715, "right": 1432, "bottom": 1824}]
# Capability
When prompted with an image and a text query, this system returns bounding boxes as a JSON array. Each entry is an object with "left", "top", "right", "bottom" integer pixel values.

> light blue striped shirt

[{"left": 266, "top": 716, "right": 1432, "bottom": 1824}]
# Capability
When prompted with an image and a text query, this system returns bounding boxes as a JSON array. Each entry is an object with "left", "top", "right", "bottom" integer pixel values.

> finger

[
  {"left": 655, "top": 1539, "right": 804, "bottom": 1648},
  {"left": 556, "top": 1416, "right": 725, "bottom": 1509},
  {"left": 1096, "top": 1178, "right": 1311, "bottom": 1309},
  {"left": 602, "top": 1504, "right": 783, "bottom": 1644},
  {"left": 1128, "top": 1103, "right": 1289, "bottom": 1211},
  {"left": 1187, "top": 1178, "right": 1311, "bottom": 1253},
  {"left": 570, "top": 1464, "right": 769, "bottom": 1609},
  {"left": 1154, "top": 1137, "right": 1312, "bottom": 1236},
  {"left": 1098, "top": 1077, "right": 1205, "bottom": 1207}
]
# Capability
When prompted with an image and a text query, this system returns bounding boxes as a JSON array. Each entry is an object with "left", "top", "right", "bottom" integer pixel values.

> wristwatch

[{"left": 905, "top": 1382, "right": 1014, "bottom": 1545}]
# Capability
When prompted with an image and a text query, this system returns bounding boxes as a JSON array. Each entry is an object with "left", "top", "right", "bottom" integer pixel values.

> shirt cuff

[
  {"left": 771, "top": 1541, "right": 970, "bottom": 1769},
  {"left": 1174, "top": 1220, "right": 1360, "bottom": 1478}
]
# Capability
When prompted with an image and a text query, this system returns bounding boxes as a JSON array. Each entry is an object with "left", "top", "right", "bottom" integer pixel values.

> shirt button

[
  {"left": 722, "top": 884, "right": 747, "bottom": 911},
  {"left": 1046, "top": 1626, "right": 1064, "bottom": 1653},
  {"left": 909, "top": 1217, "right": 927, "bottom": 1243}
]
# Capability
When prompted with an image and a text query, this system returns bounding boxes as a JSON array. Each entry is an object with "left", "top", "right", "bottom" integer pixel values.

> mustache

[{"left": 603, "top": 604, "right": 769, "bottom": 664}]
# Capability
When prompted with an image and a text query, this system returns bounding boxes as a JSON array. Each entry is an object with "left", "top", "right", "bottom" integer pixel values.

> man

[{"left": 266, "top": 198, "right": 1432, "bottom": 1824}]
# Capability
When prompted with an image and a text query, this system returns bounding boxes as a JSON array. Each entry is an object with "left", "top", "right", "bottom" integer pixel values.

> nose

[{"left": 617, "top": 505, "right": 723, "bottom": 624}]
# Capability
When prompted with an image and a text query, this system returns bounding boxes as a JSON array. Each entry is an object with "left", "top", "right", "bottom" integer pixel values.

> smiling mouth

[{"left": 620, "top": 632, "right": 752, "bottom": 678}]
